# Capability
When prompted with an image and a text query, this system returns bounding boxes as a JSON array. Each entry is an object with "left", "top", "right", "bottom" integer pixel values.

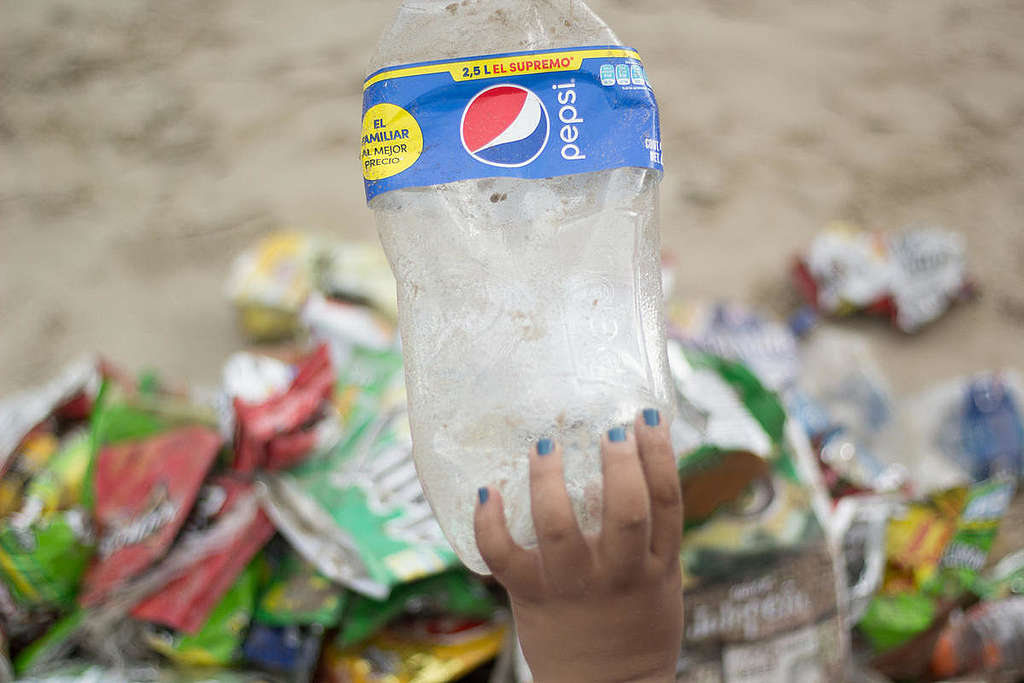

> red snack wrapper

[
  {"left": 131, "top": 476, "right": 275, "bottom": 634},
  {"left": 794, "top": 223, "right": 974, "bottom": 333},
  {"left": 79, "top": 426, "right": 221, "bottom": 606},
  {"left": 233, "top": 345, "right": 334, "bottom": 472}
]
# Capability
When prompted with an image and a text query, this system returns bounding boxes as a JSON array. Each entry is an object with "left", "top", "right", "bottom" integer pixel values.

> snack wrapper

[
  {"left": 0, "top": 509, "right": 94, "bottom": 612},
  {"left": 144, "top": 559, "right": 260, "bottom": 667},
  {"left": 0, "top": 432, "right": 60, "bottom": 518},
  {"left": 857, "top": 477, "right": 1016, "bottom": 654},
  {"left": 79, "top": 426, "right": 221, "bottom": 606},
  {"left": 318, "top": 615, "right": 507, "bottom": 683},
  {"left": 254, "top": 545, "right": 346, "bottom": 628},
  {"left": 0, "top": 430, "right": 94, "bottom": 650},
  {"left": 336, "top": 570, "right": 497, "bottom": 650},
  {"left": 131, "top": 476, "right": 275, "bottom": 633},
  {"left": 260, "top": 349, "right": 455, "bottom": 599},
  {"left": 669, "top": 345, "right": 848, "bottom": 681},
  {"left": 259, "top": 409, "right": 455, "bottom": 599},
  {"left": 232, "top": 345, "right": 336, "bottom": 473},
  {"left": 302, "top": 293, "right": 398, "bottom": 365},
  {"left": 226, "top": 232, "right": 318, "bottom": 341},
  {"left": 0, "top": 358, "right": 99, "bottom": 476},
  {"left": 667, "top": 301, "right": 801, "bottom": 392},
  {"left": 315, "top": 241, "right": 398, "bottom": 319},
  {"left": 794, "top": 223, "right": 974, "bottom": 333}
]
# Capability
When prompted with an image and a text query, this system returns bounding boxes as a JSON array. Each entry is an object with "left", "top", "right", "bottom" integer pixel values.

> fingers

[
  {"left": 529, "top": 438, "right": 592, "bottom": 588},
  {"left": 599, "top": 426, "right": 651, "bottom": 580},
  {"left": 474, "top": 486, "right": 540, "bottom": 594},
  {"left": 634, "top": 409, "right": 683, "bottom": 563}
]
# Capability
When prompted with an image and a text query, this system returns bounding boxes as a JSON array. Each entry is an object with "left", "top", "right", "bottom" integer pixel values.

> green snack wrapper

[
  {"left": 332, "top": 346, "right": 405, "bottom": 434},
  {"left": 925, "top": 476, "right": 1016, "bottom": 599},
  {"left": 261, "top": 348, "right": 456, "bottom": 599},
  {"left": 0, "top": 429, "right": 96, "bottom": 614},
  {"left": 858, "top": 592, "right": 938, "bottom": 652},
  {"left": 0, "top": 510, "right": 93, "bottom": 610},
  {"left": 255, "top": 549, "right": 346, "bottom": 627},
  {"left": 336, "top": 570, "right": 496, "bottom": 649},
  {"left": 145, "top": 558, "right": 260, "bottom": 667}
]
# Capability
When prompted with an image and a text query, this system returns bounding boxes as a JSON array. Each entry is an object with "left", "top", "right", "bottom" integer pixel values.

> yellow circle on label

[{"left": 361, "top": 104, "right": 423, "bottom": 181}]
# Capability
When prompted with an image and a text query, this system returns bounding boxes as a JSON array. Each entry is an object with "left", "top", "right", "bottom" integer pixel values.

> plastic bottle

[{"left": 363, "top": 0, "right": 673, "bottom": 572}]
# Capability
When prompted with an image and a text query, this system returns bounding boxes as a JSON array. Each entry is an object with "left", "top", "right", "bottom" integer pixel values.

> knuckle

[
  {"left": 480, "top": 547, "right": 511, "bottom": 574},
  {"left": 538, "top": 516, "right": 578, "bottom": 546},
  {"left": 651, "top": 480, "right": 683, "bottom": 508},
  {"left": 611, "top": 504, "right": 649, "bottom": 535},
  {"left": 476, "top": 533, "right": 510, "bottom": 569},
  {"left": 615, "top": 513, "right": 648, "bottom": 535}
]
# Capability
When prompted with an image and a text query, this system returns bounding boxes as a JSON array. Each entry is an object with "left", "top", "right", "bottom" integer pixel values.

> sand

[{"left": 2, "top": 0, "right": 1023, "bottom": 395}]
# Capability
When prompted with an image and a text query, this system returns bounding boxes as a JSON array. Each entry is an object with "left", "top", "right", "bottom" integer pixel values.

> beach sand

[{"left": 2, "top": 0, "right": 1023, "bottom": 394}]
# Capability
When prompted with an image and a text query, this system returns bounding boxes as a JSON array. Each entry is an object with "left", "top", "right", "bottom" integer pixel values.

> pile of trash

[
  {"left": 0, "top": 243, "right": 507, "bottom": 683},
  {"left": 668, "top": 227, "right": 1022, "bottom": 682},
  {"left": 1, "top": 225, "right": 1020, "bottom": 682}
]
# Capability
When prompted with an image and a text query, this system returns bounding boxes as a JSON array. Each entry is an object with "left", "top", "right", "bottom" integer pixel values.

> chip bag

[
  {"left": 793, "top": 222, "right": 974, "bottom": 333},
  {"left": 131, "top": 476, "right": 275, "bottom": 633},
  {"left": 336, "top": 570, "right": 497, "bottom": 650},
  {"left": 254, "top": 544, "right": 346, "bottom": 628},
  {"left": 261, "top": 350, "right": 455, "bottom": 599},
  {"left": 857, "top": 477, "right": 1016, "bottom": 655},
  {"left": 670, "top": 344, "right": 848, "bottom": 682},
  {"left": 232, "top": 345, "right": 335, "bottom": 473},
  {"left": 319, "top": 615, "right": 507, "bottom": 683},
  {"left": 144, "top": 559, "right": 260, "bottom": 667},
  {"left": 79, "top": 425, "right": 221, "bottom": 606},
  {"left": 667, "top": 301, "right": 801, "bottom": 392},
  {"left": 226, "top": 232, "right": 318, "bottom": 341}
]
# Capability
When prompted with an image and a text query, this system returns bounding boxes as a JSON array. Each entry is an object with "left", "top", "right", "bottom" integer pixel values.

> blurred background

[{"left": 2, "top": 0, "right": 1023, "bottom": 393}]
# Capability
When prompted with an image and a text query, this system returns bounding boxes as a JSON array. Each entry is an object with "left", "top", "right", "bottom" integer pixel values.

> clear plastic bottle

[{"left": 367, "top": 0, "right": 673, "bottom": 573}]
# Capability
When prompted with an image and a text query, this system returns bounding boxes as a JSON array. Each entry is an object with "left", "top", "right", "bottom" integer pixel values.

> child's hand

[{"left": 475, "top": 409, "right": 683, "bottom": 683}]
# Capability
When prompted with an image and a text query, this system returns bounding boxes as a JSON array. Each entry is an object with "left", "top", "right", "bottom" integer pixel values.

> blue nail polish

[
  {"left": 478, "top": 487, "right": 489, "bottom": 504},
  {"left": 608, "top": 427, "right": 627, "bottom": 443},
  {"left": 643, "top": 408, "right": 660, "bottom": 427},
  {"left": 537, "top": 438, "right": 554, "bottom": 456}
]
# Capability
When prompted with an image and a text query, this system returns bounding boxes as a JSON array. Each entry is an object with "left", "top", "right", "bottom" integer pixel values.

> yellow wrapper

[{"left": 320, "top": 616, "right": 507, "bottom": 683}]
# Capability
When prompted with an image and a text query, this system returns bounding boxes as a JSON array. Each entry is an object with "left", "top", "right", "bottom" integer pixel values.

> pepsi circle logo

[{"left": 461, "top": 85, "right": 550, "bottom": 168}]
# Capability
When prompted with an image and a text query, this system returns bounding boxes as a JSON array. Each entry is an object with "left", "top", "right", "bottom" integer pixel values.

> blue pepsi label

[{"left": 361, "top": 46, "right": 661, "bottom": 202}]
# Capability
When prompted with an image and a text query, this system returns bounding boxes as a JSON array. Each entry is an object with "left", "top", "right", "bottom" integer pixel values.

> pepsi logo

[{"left": 460, "top": 85, "right": 550, "bottom": 168}]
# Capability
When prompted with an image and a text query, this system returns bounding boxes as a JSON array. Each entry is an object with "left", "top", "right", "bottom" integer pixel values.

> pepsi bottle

[{"left": 361, "top": 0, "right": 672, "bottom": 573}]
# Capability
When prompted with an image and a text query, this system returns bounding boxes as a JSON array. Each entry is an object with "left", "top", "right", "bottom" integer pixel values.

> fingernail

[
  {"left": 478, "top": 487, "right": 489, "bottom": 504},
  {"left": 537, "top": 438, "right": 553, "bottom": 456},
  {"left": 643, "top": 408, "right": 660, "bottom": 427},
  {"left": 608, "top": 427, "right": 627, "bottom": 443}
]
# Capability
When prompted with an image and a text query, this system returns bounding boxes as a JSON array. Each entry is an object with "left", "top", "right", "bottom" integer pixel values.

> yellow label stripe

[
  {"left": 0, "top": 547, "right": 39, "bottom": 601},
  {"left": 364, "top": 48, "right": 641, "bottom": 90}
]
